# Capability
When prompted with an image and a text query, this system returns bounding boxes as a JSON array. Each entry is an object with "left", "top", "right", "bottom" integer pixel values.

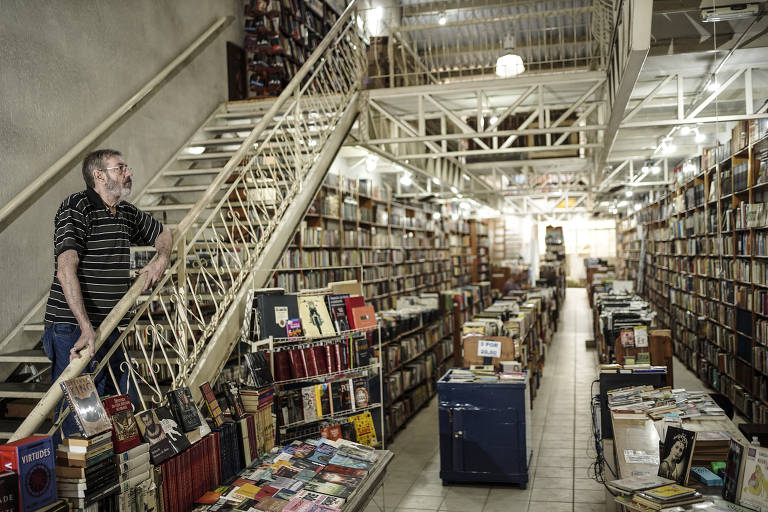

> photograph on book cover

[{"left": 658, "top": 426, "right": 697, "bottom": 485}]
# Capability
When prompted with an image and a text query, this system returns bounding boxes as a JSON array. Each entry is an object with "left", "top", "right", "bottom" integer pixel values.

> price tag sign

[{"left": 477, "top": 340, "right": 502, "bottom": 358}]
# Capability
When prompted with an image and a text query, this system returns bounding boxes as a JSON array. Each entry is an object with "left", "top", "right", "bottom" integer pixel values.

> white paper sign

[
  {"left": 477, "top": 340, "right": 502, "bottom": 358},
  {"left": 274, "top": 306, "right": 289, "bottom": 327}
]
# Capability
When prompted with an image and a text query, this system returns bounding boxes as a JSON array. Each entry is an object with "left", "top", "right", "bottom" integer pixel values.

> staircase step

[
  {"left": 163, "top": 168, "right": 229, "bottom": 177},
  {"left": 177, "top": 151, "right": 236, "bottom": 161},
  {"left": 0, "top": 418, "right": 53, "bottom": 440},
  {"left": 23, "top": 323, "right": 44, "bottom": 333},
  {"left": 0, "top": 350, "right": 49, "bottom": 363},
  {"left": 0, "top": 382, "right": 50, "bottom": 399},
  {"left": 141, "top": 203, "right": 203, "bottom": 212},
  {"left": 189, "top": 137, "right": 247, "bottom": 146},
  {"left": 147, "top": 184, "right": 230, "bottom": 194},
  {"left": 204, "top": 124, "right": 257, "bottom": 133}
]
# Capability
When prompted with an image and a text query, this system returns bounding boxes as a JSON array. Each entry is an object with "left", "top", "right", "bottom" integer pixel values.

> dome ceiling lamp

[{"left": 496, "top": 35, "right": 525, "bottom": 78}]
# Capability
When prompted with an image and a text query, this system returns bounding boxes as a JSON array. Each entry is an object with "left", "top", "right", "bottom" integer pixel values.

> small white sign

[
  {"left": 274, "top": 306, "right": 289, "bottom": 327},
  {"left": 477, "top": 339, "right": 502, "bottom": 358}
]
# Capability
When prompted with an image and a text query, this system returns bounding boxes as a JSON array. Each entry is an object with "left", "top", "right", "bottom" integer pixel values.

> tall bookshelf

[
  {"left": 616, "top": 216, "right": 639, "bottom": 282},
  {"left": 470, "top": 219, "right": 491, "bottom": 282},
  {"left": 243, "top": 0, "right": 341, "bottom": 99},
  {"left": 630, "top": 119, "right": 768, "bottom": 422}
]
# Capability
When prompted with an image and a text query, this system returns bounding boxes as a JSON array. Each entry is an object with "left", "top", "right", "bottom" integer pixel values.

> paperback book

[{"left": 59, "top": 375, "right": 112, "bottom": 438}]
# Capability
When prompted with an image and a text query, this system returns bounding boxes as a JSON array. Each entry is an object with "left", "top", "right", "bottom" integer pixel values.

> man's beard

[{"left": 106, "top": 174, "right": 132, "bottom": 200}]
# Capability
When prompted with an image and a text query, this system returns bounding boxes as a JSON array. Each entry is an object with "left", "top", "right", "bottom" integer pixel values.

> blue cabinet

[{"left": 437, "top": 370, "right": 531, "bottom": 487}]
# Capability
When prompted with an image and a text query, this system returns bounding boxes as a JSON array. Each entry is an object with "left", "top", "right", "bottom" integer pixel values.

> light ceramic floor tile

[
  {"left": 530, "top": 488, "right": 574, "bottom": 502},
  {"left": 573, "top": 490, "right": 607, "bottom": 504},
  {"left": 574, "top": 478, "right": 605, "bottom": 491},
  {"left": 438, "top": 492, "right": 488, "bottom": 511},
  {"left": 405, "top": 483, "right": 449, "bottom": 496},
  {"left": 574, "top": 503, "right": 610, "bottom": 512},
  {"left": 527, "top": 502, "right": 574, "bottom": 512},
  {"left": 533, "top": 477, "right": 574, "bottom": 489},
  {"left": 397, "top": 494, "right": 445, "bottom": 510}
]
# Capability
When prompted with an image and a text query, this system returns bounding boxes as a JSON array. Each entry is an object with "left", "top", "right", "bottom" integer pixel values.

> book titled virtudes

[
  {"left": 60, "top": 375, "right": 112, "bottom": 439},
  {"left": 0, "top": 435, "right": 57, "bottom": 512}
]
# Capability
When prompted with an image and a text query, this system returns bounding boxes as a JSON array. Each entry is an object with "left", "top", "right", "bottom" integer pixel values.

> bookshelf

[
  {"left": 629, "top": 119, "right": 768, "bottom": 423},
  {"left": 616, "top": 216, "right": 640, "bottom": 283},
  {"left": 470, "top": 219, "right": 491, "bottom": 283},
  {"left": 243, "top": 0, "right": 341, "bottom": 99}
]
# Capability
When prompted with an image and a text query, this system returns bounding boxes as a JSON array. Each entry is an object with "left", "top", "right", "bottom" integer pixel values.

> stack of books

[
  {"left": 55, "top": 431, "right": 119, "bottom": 508},
  {"left": 114, "top": 443, "right": 153, "bottom": 510},
  {"left": 624, "top": 484, "right": 705, "bottom": 510}
]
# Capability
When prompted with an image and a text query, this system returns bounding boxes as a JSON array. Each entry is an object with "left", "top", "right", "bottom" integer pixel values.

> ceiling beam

[
  {"left": 359, "top": 125, "right": 606, "bottom": 145},
  {"left": 423, "top": 94, "right": 491, "bottom": 150},
  {"left": 622, "top": 74, "right": 675, "bottom": 123},
  {"left": 396, "top": 6, "right": 593, "bottom": 32},
  {"left": 394, "top": 143, "right": 600, "bottom": 160},
  {"left": 620, "top": 112, "right": 768, "bottom": 128}
]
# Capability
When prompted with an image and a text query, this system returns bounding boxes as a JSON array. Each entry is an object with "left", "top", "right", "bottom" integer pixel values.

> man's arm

[
  {"left": 57, "top": 249, "right": 96, "bottom": 362},
  {"left": 137, "top": 225, "right": 172, "bottom": 291}
]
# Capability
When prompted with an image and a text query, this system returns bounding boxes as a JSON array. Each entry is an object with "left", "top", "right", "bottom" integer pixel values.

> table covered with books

[{"left": 604, "top": 385, "right": 752, "bottom": 512}]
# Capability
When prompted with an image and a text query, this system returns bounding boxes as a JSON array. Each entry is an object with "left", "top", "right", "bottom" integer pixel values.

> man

[{"left": 43, "top": 149, "right": 172, "bottom": 436}]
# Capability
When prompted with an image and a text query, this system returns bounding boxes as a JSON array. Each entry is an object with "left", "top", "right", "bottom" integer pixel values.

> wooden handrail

[{"left": 0, "top": 16, "right": 232, "bottom": 234}]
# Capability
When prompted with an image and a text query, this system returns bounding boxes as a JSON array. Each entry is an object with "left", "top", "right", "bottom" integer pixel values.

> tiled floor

[
  {"left": 365, "top": 288, "right": 724, "bottom": 512},
  {"left": 366, "top": 288, "right": 604, "bottom": 512}
]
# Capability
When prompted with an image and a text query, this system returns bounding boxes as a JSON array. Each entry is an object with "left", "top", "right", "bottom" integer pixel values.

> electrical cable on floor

[{"left": 588, "top": 379, "right": 619, "bottom": 497}]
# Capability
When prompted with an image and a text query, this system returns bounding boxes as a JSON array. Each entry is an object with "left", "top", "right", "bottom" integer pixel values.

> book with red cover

[
  {"left": 351, "top": 305, "right": 377, "bottom": 330},
  {"left": 274, "top": 350, "right": 292, "bottom": 381},
  {"left": 199, "top": 382, "right": 224, "bottom": 428},
  {"left": 288, "top": 349, "right": 306, "bottom": 379},
  {"left": 313, "top": 346, "right": 328, "bottom": 375},
  {"left": 102, "top": 394, "right": 142, "bottom": 454},
  {"left": 324, "top": 344, "right": 336, "bottom": 373},
  {"left": 334, "top": 343, "right": 344, "bottom": 372},
  {"left": 320, "top": 424, "right": 342, "bottom": 441},
  {"left": 303, "top": 347, "right": 318, "bottom": 377},
  {"left": 343, "top": 297, "right": 365, "bottom": 329}
]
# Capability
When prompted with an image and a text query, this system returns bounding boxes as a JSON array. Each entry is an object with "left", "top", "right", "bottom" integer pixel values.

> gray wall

[{"left": 0, "top": 1, "right": 243, "bottom": 344}]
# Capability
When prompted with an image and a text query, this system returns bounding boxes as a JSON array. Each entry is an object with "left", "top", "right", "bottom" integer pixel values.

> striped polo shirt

[{"left": 44, "top": 187, "right": 163, "bottom": 328}]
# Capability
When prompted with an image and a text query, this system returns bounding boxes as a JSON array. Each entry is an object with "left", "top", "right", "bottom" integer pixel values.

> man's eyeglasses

[{"left": 101, "top": 164, "right": 132, "bottom": 175}]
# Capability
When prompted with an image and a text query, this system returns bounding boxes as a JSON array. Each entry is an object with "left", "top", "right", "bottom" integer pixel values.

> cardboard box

[{"left": 462, "top": 336, "right": 517, "bottom": 369}]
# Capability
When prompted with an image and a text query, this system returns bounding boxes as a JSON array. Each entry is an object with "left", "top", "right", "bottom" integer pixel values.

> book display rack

[
  {"left": 623, "top": 119, "right": 768, "bottom": 423},
  {"left": 243, "top": 0, "right": 341, "bottom": 99}
]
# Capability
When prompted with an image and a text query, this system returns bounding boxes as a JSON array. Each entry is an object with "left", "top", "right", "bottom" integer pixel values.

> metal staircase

[{"left": 3, "top": 3, "right": 364, "bottom": 441}]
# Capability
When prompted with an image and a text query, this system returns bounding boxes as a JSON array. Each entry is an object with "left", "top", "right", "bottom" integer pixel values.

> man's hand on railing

[
  {"left": 70, "top": 324, "right": 96, "bottom": 362},
  {"left": 138, "top": 254, "right": 169, "bottom": 292}
]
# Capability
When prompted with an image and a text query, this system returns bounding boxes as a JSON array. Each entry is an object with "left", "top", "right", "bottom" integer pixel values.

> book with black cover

[
  {"left": 243, "top": 351, "right": 275, "bottom": 389},
  {"left": 330, "top": 379, "right": 353, "bottom": 414},
  {"left": 723, "top": 439, "right": 747, "bottom": 502},
  {"left": 354, "top": 335, "right": 370, "bottom": 367},
  {"left": 658, "top": 426, "right": 697, "bottom": 485},
  {"left": 166, "top": 387, "right": 202, "bottom": 432},
  {"left": 0, "top": 470, "right": 18, "bottom": 512},
  {"left": 60, "top": 375, "right": 112, "bottom": 439},
  {"left": 254, "top": 292, "right": 300, "bottom": 340},
  {"left": 134, "top": 409, "right": 174, "bottom": 465},
  {"left": 326, "top": 294, "right": 351, "bottom": 332},
  {"left": 224, "top": 381, "right": 247, "bottom": 419},
  {"left": 102, "top": 394, "right": 141, "bottom": 454},
  {"left": 352, "top": 377, "right": 370, "bottom": 408}
]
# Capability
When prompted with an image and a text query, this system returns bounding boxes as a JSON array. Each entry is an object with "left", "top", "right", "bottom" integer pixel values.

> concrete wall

[{"left": 0, "top": 1, "right": 243, "bottom": 344}]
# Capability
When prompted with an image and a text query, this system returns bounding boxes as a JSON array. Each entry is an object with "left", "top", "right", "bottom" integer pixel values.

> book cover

[
  {"left": 244, "top": 351, "right": 275, "bottom": 389},
  {"left": 298, "top": 295, "right": 336, "bottom": 338},
  {"left": 619, "top": 329, "right": 635, "bottom": 348},
  {"left": 59, "top": 375, "right": 112, "bottom": 439},
  {"left": 640, "top": 483, "right": 696, "bottom": 500},
  {"left": 293, "top": 489, "right": 345, "bottom": 508},
  {"left": 343, "top": 297, "right": 365, "bottom": 329},
  {"left": 315, "top": 469, "right": 362, "bottom": 487},
  {"left": 199, "top": 382, "right": 224, "bottom": 428},
  {"left": 330, "top": 379, "right": 353, "bottom": 415},
  {"left": 134, "top": 410, "right": 175, "bottom": 466},
  {"left": 740, "top": 444, "right": 768, "bottom": 511},
  {"left": 166, "top": 387, "right": 202, "bottom": 432},
  {"left": 350, "top": 412, "right": 378, "bottom": 447},
  {"left": 326, "top": 294, "right": 351, "bottom": 333},
  {"left": 320, "top": 425, "right": 342, "bottom": 441},
  {"left": 353, "top": 336, "right": 370, "bottom": 367},
  {"left": 286, "top": 319, "right": 303, "bottom": 339},
  {"left": 351, "top": 305, "right": 377, "bottom": 330},
  {"left": 315, "top": 384, "right": 332, "bottom": 418},
  {"left": 224, "top": 381, "right": 247, "bottom": 419},
  {"left": 724, "top": 439, "right": 747, "bottom": 503},
  {"left": 313, "top": 346, "right": 328, "bottom": 375},
  {"left": 327, "top": 453, "right": 372, "bottom": 470},
  {"left": 302, "top": 480, "right": 352, "bottom": 499},
  {"left": 102, "top": 394, "right": 141, "bottom": 454},
  {"left": 252, "top": 292, "right": 300, "bottom": 340},
  {"left": 658, "top": 427, "right": 697, "bottom": 485},
  {"left": 301, "top": 387, "right": 319, "bottom": 423},
  {"left": 0, "top": 436, "right": 57, "bottom": 512}
]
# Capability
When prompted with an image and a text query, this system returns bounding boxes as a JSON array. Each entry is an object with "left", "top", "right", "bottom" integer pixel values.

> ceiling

[{"left": 351, "top": 0, "right": 768, "bottom": 218}]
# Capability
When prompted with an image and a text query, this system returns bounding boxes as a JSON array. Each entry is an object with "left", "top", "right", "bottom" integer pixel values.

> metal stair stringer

[{"left": 187, "top": 95, "right": 361, "bottom": 399}]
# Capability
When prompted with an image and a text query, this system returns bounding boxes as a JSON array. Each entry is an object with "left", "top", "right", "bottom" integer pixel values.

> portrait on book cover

[{"left": 658, "top": 427, "right": 696, "bottom": 485}]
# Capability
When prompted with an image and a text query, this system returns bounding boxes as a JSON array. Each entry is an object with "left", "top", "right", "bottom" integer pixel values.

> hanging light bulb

[
  {"left": 625, "top": 189, "right": 633, "bottom": 198},
  {"left": 489, "top": 115, "right": 499, "bottom": 125},
  {"left": 695, "top": 128, "right": 706, "bottom": 143},
  {"left": 651, "top": 163, "right": 661, "bottom": 175},
  {"left": 432, "top": 177, "right": 441, "bottom": 185},
  {"left": 399, "top": 172, "right": 412, "bottom": 186},
  {"left": 496, "top": 35, "right": 525, "bottom": 78},
  {"left": 680, "top": 126, "right": 691, "bottom": 136},
  {"left": 438, "top": 12, "right": 447, "bottom": 25}
]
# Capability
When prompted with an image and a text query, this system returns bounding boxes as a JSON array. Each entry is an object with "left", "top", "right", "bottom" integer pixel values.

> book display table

[{"left": 437, "top": 369, "right": 531, "bottom": 488}]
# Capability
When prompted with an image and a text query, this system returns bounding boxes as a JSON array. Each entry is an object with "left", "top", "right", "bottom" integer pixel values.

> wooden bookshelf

[
  {"left": 627, "top": 119, "right": 768, "bottom": 423},
  {"left": 470, "top": 219, "right": 491, "bottom": 283},
  {"left": 616, "top": 216, "right": 640, "bottom": 282}
]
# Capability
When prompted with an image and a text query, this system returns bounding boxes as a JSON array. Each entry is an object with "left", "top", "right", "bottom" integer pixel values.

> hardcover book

[
  {"left": 134, "top": 409, "right": 175, "bottom": 465},
  {"left": 343, "top": 297, "right": 365, "bottom": 329},
  {"left": 254, "top": 292, "right": 300, "bottom": 340},
  {"left": 658, "top": 427, "right": 697, "bottom": 485},
  {"left": 244, "top": 351, "right": 275, "bottom": 389},
  {"left": 352, "top": 377, "right": 370, "bottom": 409},
  {"left": 286, "top": 318, "right": 303, "bottom": 339},
  {"left": 224, "top": 381, "right": 247, "bottom": 419},
  {"left": 724, "top": 439, "right": 747, "bottom": 503},
  {"left": 298, "top": 295, "right": 336, "bottom": 338},
  {"left": 326, "top": 294, "right": 351, "bottom": 332},
  {"left": 59, "top": 375, "right": 112, "bottom": 439},
  {"left": 350, "top": 411, "right": 378, "bottom": 447},
  {"left": 350, "top": 305, "right": 377, "bottom": 330},
  {"left": 0, "top": 436, "right": 57, "bottom": 512},
  {"left": 199, "top": 381, "right": 224, "bottom": 428},
  {"left": 166, "top": 387, "right": 202, "bottom": 432},
  {"left": 330, "top": 379, "right": 353, "bottom": 414},
  {"left": 102, "top": 394, "right": 141, "bottom": 454}
]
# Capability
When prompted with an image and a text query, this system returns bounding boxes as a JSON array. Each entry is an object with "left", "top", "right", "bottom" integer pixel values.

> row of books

[
  {"left": 245, "top": 285, "right": 377, "bottom": 341},
  {"left": 273, "top": 335, "right": 370, "bottom": 381},
  {"left": 276, "top": 376, "right": 373, "bottom": 429}
]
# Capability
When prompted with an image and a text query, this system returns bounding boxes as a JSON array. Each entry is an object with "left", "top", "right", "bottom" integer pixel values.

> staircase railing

[{"left": 9, "top": 0, "right": 364, "bottom": 441}]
